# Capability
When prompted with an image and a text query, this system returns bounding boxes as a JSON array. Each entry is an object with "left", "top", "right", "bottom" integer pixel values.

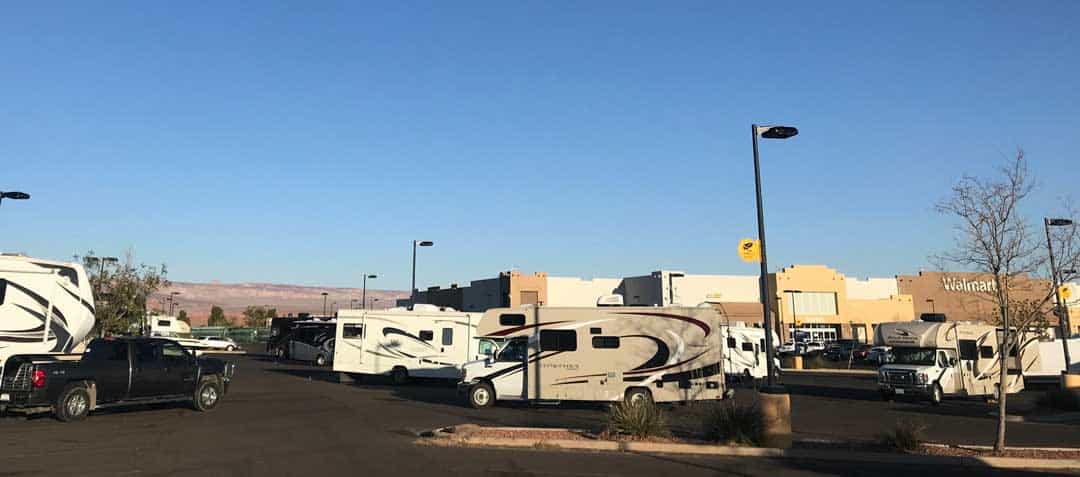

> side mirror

[
  {"left": 949, "top": 357, "right": 958, "bottom": 367},
  {"left": 484, "top": 356, "right": 493, "bottom": 367}
]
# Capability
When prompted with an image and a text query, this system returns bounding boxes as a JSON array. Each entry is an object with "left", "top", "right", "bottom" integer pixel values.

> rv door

[{"left": 935, "top": 349, "right": 959, "bottom": 393}]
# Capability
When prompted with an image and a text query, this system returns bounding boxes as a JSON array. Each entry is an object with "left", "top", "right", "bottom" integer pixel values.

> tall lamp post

[
  {"left": 752, "top": 124, "right": 798, "bottom": 389},
  {"left": 321, "top": 292, "right": 329, "bottom": 317},
  {"left": 0, "top": 191, "right": 30, "bottom": 207},
  {"left": 1045, "top": 217, "right": 1074, "bottom": 374},
  {"left": 169, "top": 291, "right": 181, "bottom": 315},
  {"left": 784, "top": 290, "right": 803, "bottom": 343},
  {"left": 363, "top": 274, "right": 377, "bottom": 309},
  {"left": 411, "top": 240, "right": 434, "bottom": 305}
]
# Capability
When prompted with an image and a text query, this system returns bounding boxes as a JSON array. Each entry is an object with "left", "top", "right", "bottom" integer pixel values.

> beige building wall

[
  {"left": 546, "top": 277, "right": 622, "bottom": 306},
  {"left": 846, "top": 277, "right": 899, "bottom": 300},
  {"left": 508, "top": 271, "right": 547, "bottom": 307},
  {"left": 673, "top": 274, "right": 759, "bottom": 305}
]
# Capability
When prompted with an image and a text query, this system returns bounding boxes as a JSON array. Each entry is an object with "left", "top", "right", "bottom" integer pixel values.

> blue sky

[{"left": 3, "top": 2, "right": 1078, "bottom": 290}]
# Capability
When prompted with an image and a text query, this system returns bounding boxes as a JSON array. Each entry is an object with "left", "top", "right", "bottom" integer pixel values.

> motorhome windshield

[
  {"left": 891, "top": 347, "right": 937, "bottom": 366},
  {"left": 497, "top": 338, "right": 528, "bottom": 362}
]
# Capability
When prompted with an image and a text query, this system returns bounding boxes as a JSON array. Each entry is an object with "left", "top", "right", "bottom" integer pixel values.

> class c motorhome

[
  {"left": 875, "top": 320, "right": 1037, "bottom": 405},
  {"left": 459, "top": 306, "right": 731, "bottom": 408},
  {"left": 332, "top": 305, "right": 497, "bottom": 384},
  {"left": 719, "top": 323, "right": 780, "bottom": 381},
  {"left": 0, "top": 255, "right": 95, "bottom": 374}
]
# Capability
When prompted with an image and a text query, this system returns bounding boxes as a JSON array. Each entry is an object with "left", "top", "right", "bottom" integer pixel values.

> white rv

[
  {"left": 0, "top": 255, "right": 96, "bottom": 373},
  {"left": 1024, "top": 337, "right": 1080, "bottom": 384},
  {"left": 332, "top": 306, "right": 497, "bottom": 384},
  {"left": 875, "top": 320, "right": 1037, "bottom": 405},
  {"left": 459, "top": 306, "right": 730, "bottom": 408},
  {"left": 719, "top": 323, "right": 780, "bottom": 381}
]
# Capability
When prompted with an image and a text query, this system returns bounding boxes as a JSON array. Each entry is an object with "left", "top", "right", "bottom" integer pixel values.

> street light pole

[
  {"left": 411, "top": 240, "right": 434, "bottom": 305},
  {"left": 751, "top": 124, "right": 798, "bottom": 389},
  {"left": 363, "top": 274, "right": 377, "bottom": 310},
  {"left": 1045, "top": 217, "right": 1074, "bottom": 373}
]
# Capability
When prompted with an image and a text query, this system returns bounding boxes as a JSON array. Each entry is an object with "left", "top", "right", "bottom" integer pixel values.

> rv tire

[
  {"left": 625, "top": 388, "right": 653, "bottom": 406},
  {"left": 55, "top": 383, "right": 91, "bottom": 422},
  {"left": 929, "top": 384, "right": 943, "bottom": 406},
  {"left": 391, "top": 367, "right": 409, "bottom": 386},
  {"left": 467, "top": 382, "right": 495, "bottom": 409}
]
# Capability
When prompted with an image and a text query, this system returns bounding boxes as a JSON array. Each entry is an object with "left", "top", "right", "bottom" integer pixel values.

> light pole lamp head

[
  {"left": 367, "top": 274, "right": 378, "bottom": 279},
  {"left": 755, "top": 125, "right": 799, "bottom": 139},
  {"left": 0, "top": 191, "right": 30, "bottom": 200},
  {"left": 1048, "top": 218, "right": 1074, "bottom": 227},
  {"left": 417, "top": 240, "right": 434, "bottom": 247},
  {"left": 321, "top": 292, "right": 328, "bottom": 297}
]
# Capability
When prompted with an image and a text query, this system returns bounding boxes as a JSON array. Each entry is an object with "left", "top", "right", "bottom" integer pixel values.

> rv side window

[
  {"left": 419, "top": 330, "right": 434, "bottom": 341},
  {"left": 592, "top": 336, "right": 620, "bottom": 349},
  {"left": 343, "top": 324, "right": 363, "bottom": 339},
  {"left": 0, "top": 279, "right": 6, "bottom": 304},
  {"left": 979, "top": 346, "right": 994, "bottom": 359},
  {"left": 741, "top": 342, "right": 754, "bottom": 352},
  {"left": 157, "top": 320, "right": 171, "bottom": 327},
  {"left": 499, "top": 314, "right": 526, "bottom": 326},
  {"left": 726, "top": 337, "right": 737, "bottom": 348},
  {"left": 442, "top": 328, "right": 453, "bottom": 346},
  {"left": 539, "top": 330, "right": 577, "bottom": 352},
  {"left": 760, "top": 339, "right": 765, "bottom": 349},
  {"left": 958, "top": 340, "right": 978, "bottom": 360}
]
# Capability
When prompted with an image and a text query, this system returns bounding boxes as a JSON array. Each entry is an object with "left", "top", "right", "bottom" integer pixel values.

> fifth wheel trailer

[
  {"left": 332, "top": 306, "right": 497, "bottom": 384},
  {"left": 459, "top": 306, "right": 731, "bottom": 408},
  {"left": 0, "top": 255, "right": 95, "bottom": 375}
]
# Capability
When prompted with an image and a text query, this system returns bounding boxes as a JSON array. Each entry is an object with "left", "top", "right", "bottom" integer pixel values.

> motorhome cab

[
  {"left": 875, "top": 320, "right": 1035, "bottom": 405},
  {"left": 333, "top": 306, "right": 498, "bottom": 384},
  {"left": 459, "top": 306, "right": 730, "bottom": 408}
]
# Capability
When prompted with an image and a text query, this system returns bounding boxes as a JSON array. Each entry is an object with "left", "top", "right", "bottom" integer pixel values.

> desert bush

[
  {"left": 878, "top": 418, "right": 927, "bottom": 452},
  {"left": 701, "top": 401, "right": 763, "bottom": 445},
  {"left": 1038, "top": 389, "right": 1080, "bottom": 411},
  {"left": 606, "top": 400, "right": 669, "bottom": 439}
]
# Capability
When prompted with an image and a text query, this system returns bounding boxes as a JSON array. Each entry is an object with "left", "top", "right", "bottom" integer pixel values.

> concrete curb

[{"left": 423, "top": 427, "right": 1080, "bottom": 472}]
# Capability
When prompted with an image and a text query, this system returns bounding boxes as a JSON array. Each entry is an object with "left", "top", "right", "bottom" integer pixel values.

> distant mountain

[{"left": 151, "top": 281, "right": 409, "bottom": 326}]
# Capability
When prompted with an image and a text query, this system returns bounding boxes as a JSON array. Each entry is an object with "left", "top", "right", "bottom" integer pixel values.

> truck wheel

[
  {"left": 194, "top": 376, "right": 222, "bottom": 412},
  {"left": 315, "top": 354, "right": 327, "bottom": 367},
  {"left": 468, "top": 382, "right": 495, "bottom": 408},
  {"left": 276, "top": 347, "right": 287, "bottom": 359},
  {"left": 880, "top": 389, "right": 894, "bottom": 402},
  {"left": 391, "top": 367, "right": 408, "bottom": 386},
  {"left": 55, "top": 384, "right": 91, "bottom": 422},
  {"left": 625, "top": 388, "right": 653, "bottom": 406},
  {"left": 929, "top": 384, "right": 943, "bottom": 406}
]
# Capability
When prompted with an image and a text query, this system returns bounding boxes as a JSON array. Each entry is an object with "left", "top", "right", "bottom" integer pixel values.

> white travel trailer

[
  {"left": 333, "top": 306, "right": 496, "bottom": 384},
  {"left": 1024, "top": 337, "right": 1080, "bottom": 384},
  {"left": 0, "top": 255, "right": 95, "bottom": 373},
  {"left": 875, "top": 320, "right": 1037, "bottom": 405},
  {"left": 459, "top": 306, "right": 730, "bottom": 408},
  {"left": 147, "top": 314, "right": 191, "bottom": 337},
  {"left": 719, "top": 323, "right": 780, "bottom": 381}
]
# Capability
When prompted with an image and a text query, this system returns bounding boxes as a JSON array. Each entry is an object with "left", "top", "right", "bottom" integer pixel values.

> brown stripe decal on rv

[
  {"left": 623, "top": 350, "right": 708, "bottom": 375},
  {"left": 616, "top": 312, "right": 710, "bottom": 337},
  {"left": 487, "top": 321, "right": 571, "bottom": 337}
]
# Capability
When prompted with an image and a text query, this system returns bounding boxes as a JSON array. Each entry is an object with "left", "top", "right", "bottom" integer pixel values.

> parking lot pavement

[{"left": 1, "top": 355, "right": 1076, "bottom": 477}]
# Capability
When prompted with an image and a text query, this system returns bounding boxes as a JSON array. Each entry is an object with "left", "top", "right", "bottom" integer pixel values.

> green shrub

[
  {"left": 701, "top": 401, "right": 763, "bottom": 445},
  {"left": 878, "top": 418, "right": 927, "bottom": 452},
  {"left": 1038, "top": 389, "right": 1080, "bottom": 411},
  {"left": 606, "top": 400, "right": 669, "bottom": 439}
]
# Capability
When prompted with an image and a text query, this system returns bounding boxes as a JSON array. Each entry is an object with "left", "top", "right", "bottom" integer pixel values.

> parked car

[
  {"left": 199, "top": 336, "right": 239, "bottom": 351},
  {"left": 0, "top": 337, "right": 235, "bottom": 422},
  {"left": 852, "top": 344, "right": 873, "bottom": 361},
  {"left": 867, "top": 346, "right": 893, "bottom": 365},
  {"left": 778, "top": 342, "right": 798, "bottom": 355},
  {"left": 800, "top": 341, "right": 826, "bottom": 354},
  {"left": 824, "top": 340, "right": 858, "bottom": 360}
]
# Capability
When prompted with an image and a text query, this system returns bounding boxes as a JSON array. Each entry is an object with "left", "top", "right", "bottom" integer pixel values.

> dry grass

[{"left": 878, "top": 418, "right": 928, "bottom": 452}]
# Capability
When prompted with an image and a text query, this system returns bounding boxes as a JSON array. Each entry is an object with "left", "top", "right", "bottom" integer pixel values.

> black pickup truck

[{"left": 0, "top": 337, "right": 235, "bottom": 422}]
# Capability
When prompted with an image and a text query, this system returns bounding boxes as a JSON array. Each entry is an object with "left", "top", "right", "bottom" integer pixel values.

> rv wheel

[
  {"left": 468, "top": 382, "right": 495, "bottom": 409},
  {"left": 625, "top": 388, "right": 653, "bottom": 406},
  {"left": 391, "top": 367, "right": 409, "bottom": 386},
  {"left": 929, "top": 384, "right": 943, "bottom": 406},
  {"left": 55, "top": 384, "right": 91, "bottom": 422}
]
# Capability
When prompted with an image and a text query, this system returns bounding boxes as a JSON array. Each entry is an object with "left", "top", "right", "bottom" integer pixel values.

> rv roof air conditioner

[
  {"left": 596, "top": 294, "right": 624, "bottom": 307},
  {"left": 920, "top": 313, "right": 947, "bottom": 323}
]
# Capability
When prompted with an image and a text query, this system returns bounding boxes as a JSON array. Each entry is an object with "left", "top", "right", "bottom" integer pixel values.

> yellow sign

[
  {"left": 1060, "top": 286, "right": 1072, "bottom": 301},
  {"left": 738, "top": 239, "right": 761, "bottom": 262}
]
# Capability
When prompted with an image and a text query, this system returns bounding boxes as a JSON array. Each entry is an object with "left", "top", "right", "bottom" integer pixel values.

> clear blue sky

[{"left": 3, "top": 2, "right": 1078, "bottom": 290}]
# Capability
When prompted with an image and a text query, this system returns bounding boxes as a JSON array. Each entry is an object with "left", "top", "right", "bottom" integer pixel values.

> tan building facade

[{"left": 897, "top": 271, "right": 1062, "bottom": 327}]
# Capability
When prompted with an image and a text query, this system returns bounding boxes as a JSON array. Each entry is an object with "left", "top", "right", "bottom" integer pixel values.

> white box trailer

[
  {"left": 719, "top": 323, "right": 780, "bottom": 381},
  {"left": 459, "top": 306, "right": 731, "bottom": 408},
  {"left": 1024, "top": 338, "right": 1080, "bottom": 385},
  {"left": 332, "top": 306, "right": 498, "bottom": 385},
  {"left": 875, "top": 321, "right": 1037, "bottom": 404}
]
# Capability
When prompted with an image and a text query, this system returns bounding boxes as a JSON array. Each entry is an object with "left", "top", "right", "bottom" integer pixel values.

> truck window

[
  {"left": 497, "top": 339, "right": 528, "bottom": 362},
  {"left": 592, "top": 336, "right": 620, "bottom": 349},
  {"left": 442, "top": 328, "right": 453, "bottom": 346},
  {"left": 85, "top": 341, "right": 127, "bottom": 361},
  {"left": 499, "top": 314, "right": 526, "bottom": 326},
  {"left": 161, "top": 342, "right": 188, "bottom": 362},
  {"left": 958, "top": 340, "right": 978, "bottom": 360},
  {"left": 539, "top": 330, "right": 576, "bottom": 352},
  {"left": 135, "top": 341, "right": 159, "bottom": 363}
]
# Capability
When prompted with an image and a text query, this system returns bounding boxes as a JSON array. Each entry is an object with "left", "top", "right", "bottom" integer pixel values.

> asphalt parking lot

[{"left": 1, "top": 353, "right": 1076, "bottom": 477}]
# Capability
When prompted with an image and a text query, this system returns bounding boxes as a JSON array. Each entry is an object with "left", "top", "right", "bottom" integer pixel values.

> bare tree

[{"left": 936, "top": 150, "right": 1080, "bottom": 452}]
